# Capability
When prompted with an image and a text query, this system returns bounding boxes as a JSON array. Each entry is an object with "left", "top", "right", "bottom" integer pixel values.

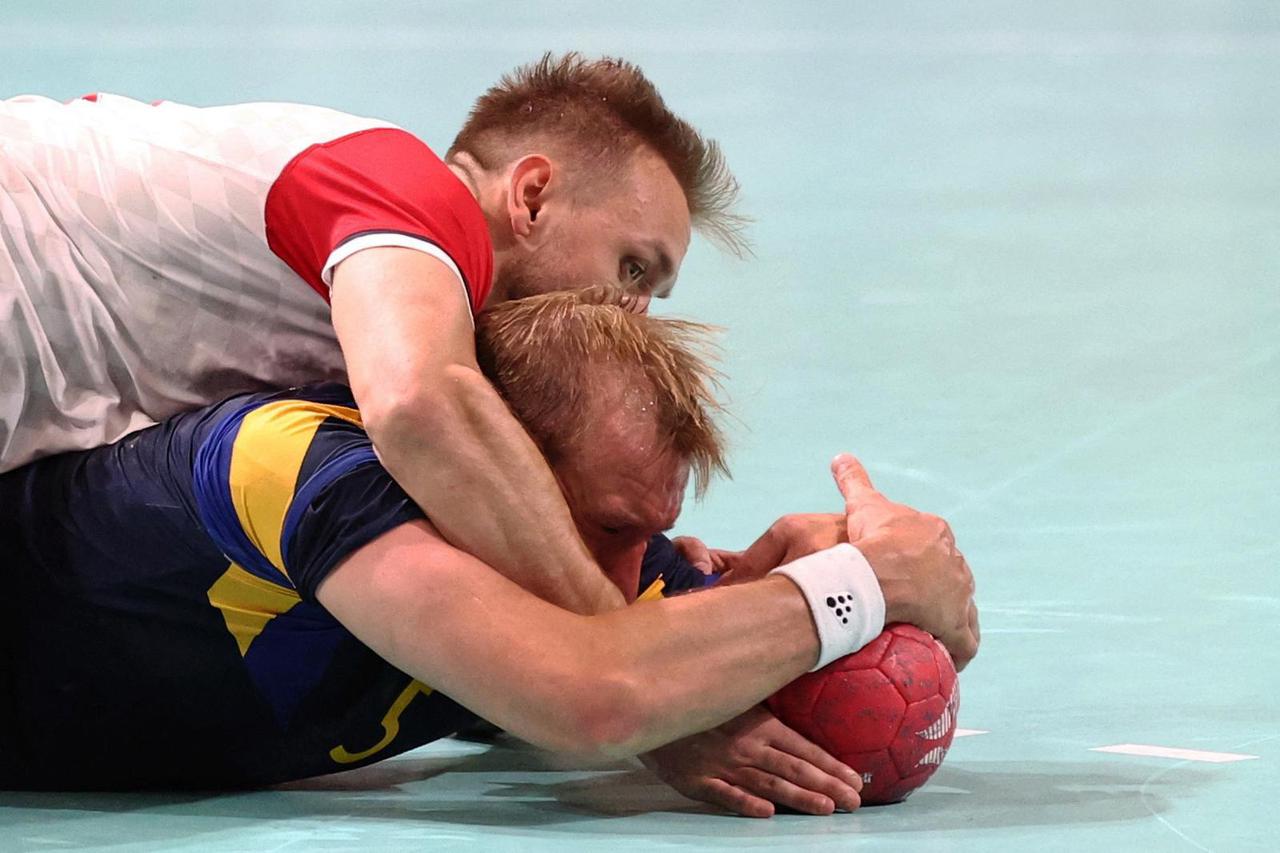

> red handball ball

[{"left": 767, "top": 623, "right": 959, "bottom": 805}]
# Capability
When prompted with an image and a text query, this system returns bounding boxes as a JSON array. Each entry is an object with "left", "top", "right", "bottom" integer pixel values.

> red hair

[{"left": 475, "top": 287, "right": 728, "bottom": 496}]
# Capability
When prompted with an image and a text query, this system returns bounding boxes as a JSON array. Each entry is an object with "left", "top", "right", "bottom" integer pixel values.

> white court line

[
  {"left": 1091, "top": 743, "right": 1259, "bottom": 763},
  {"left": 954, "top": 728, "right": 988, "bottom": 737}
]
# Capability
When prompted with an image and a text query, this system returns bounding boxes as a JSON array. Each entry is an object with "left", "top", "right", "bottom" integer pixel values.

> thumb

[
  {"left": 831, "top": 453, "right": 879, "bottom": 509},
  {"left": 671, "top": 536, "right": 714, "bottom": 574},
  {"left": 727, "top": 526, "right": 790, "bottom": 580}
]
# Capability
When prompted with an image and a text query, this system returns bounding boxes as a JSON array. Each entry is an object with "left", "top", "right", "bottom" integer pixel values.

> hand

[
  {"left": 831, "top": 453, "right": 980, "bottom": 670},
  {"left": 671, "top": 535, "right": 721, "bottom": 575},
  {"left": 640, "top": 704, "right": 862, "bottom": 818},
  {"left": 706, "top": 514, "right": 847, "bottom": 584}
]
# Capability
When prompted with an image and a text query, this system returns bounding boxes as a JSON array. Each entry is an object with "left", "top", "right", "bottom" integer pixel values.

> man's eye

[
  {"left": 601, "top": 525, "right": 622, "bottom": 536},
  {"left": 622, "top": 258, "right": 647, "bottom": 284}
]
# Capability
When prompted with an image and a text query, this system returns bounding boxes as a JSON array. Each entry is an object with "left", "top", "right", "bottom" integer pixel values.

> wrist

[
  {"left": 770, "top": 543, "right": 886, "bottom": 671},
  {"left": 853, "top": 537, "right": 913, "bottom": 625}
]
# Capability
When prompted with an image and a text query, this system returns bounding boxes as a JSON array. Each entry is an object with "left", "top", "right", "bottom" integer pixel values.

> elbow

[
  {"left": 574, "top": 673, "right": 653, "bottom": 760},
  {"left": 529, "top": 669, "right": 657, "bottom": 761}
]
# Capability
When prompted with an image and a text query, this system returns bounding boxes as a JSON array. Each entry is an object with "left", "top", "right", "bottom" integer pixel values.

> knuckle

[
  {"left": 696, "top": 778, "right": 727, "bottom": 799},
  {"left": 781, "top": 756, "right": 807, "bottom": 780},
  {"left": 717, "top": 789, "right": 747, "bottom": 810}
]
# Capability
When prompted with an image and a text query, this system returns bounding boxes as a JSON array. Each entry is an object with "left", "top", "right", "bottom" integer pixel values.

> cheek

[
  {"left": 552, "top": 220, "right": 618, "bottom": 282},
  {"left": 536, "top": 242, "right": 613, "bottom": 291}
]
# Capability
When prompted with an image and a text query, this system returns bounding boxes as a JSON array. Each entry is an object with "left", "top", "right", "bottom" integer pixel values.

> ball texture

[{"left": 766, "top": 623, "right": 959, "bottom": 805}]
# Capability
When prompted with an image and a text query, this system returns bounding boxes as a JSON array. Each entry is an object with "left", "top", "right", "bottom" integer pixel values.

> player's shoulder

[
  {"left": 194, "top": 383, "right": 371, "bottom": 503},
  {"left": 191, "top": 99, "right": 400, "bottom": 139},
  {"left": 192, "top": 381, "right": 421, "bottom": 601},
  {"left": 33, "top": 93, "right": 405, "bottom": 179},
  {"left": 191, "top": 383, "right": 377, "bottom": 576},
  {"left": 196, "top": 381, "right": 365, "bottom": 463}
]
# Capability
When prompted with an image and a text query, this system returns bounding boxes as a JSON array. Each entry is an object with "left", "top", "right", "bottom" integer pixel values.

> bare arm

[
  {"left": 315, "top": 519, "right": 819, "bottom": 760},
  {"left": 329, "top": 247, "right": 623, "bottom": 615}
]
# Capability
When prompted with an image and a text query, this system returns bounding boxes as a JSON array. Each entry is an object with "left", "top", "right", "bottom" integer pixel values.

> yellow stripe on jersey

[
  {"left": 206, "top": 562, "right": 302, "bottom": 656},
  {"left": 227, "top": 400, "right": 363, "bottom": 578},
  {"left": 637, "top": 575, "right": 666, "bottom": 603}
]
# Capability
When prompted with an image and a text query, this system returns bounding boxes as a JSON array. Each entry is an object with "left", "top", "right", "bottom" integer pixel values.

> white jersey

[{"left": 0, "top": 93, "right": 492, "bottom": 471}]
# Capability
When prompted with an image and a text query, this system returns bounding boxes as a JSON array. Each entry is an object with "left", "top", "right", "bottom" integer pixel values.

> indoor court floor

[{"left": 2, "top": 2, "right": 1276, "bottom": 850}]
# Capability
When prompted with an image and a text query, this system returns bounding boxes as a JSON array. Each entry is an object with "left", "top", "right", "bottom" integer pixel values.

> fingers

[
  {"left": 621, "top": 292, "right": 652, "bottom": 314},
  {"left": 671, "top": 535, "right": 715, "bottom": 575},
  {"left": 756, "top": 712, "right": 862, "bottom": 811},
  {"left": 939, "top": 599, "right": 979, "bottom": 671},
  {"left": 696, "top": 777, "right": 776, "bottom": 819},
  {"left": 950, "top": 551, "right": 979, "bottom": 670},
  {"left": 762, "top": 726, "right": 863, "bottom": 793},
  {"left": 830, "top": 453, "right": 879, "bottom": 508},
  {"left": 711, "top": 551, "right": 748, "bottom": 585},
  {"left": 733, "top": 766, "right": 844, "bottom": 815},
  {"left": 755, "top": 747, "right": 861, "bottom": 812},
  {"left": 726, "top": 525, "right": 789, "bottom": 581},
  {"left": 707, "top": 548, "right": 734, "bottom": 574},
  {"left": 579, "top": 286, "right": 650, "bottom": 315},
  {"left": 943, "top": 625, "right": 978, "bottom": 672},
  {"left": 954, "top": 599, "right": 980, "bottom": 672},
  {"left": 970, "top": 598, "right": 981, "bottom": 648}
]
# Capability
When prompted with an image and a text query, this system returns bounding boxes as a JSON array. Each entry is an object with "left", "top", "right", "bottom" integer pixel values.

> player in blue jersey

[{"left": 0, "top": 289, "right": 974, "bottom": 817}]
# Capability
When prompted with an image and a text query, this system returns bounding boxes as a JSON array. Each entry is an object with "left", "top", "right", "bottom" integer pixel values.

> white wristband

[{"left": 770, "top": 543, "right": 886, "bottom": 671}]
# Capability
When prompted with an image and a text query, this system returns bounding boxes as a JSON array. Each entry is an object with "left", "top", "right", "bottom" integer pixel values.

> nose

[{"left": 599, "top": 539, "right": 648, "bottom": 603}]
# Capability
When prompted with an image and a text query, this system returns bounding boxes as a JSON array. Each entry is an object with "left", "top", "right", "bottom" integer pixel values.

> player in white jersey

[
  {"left": 0, "top": 53, "right": 979, "bottom": 816},
  {"left": 0, "top": 93, "right": 488, "bottom": 468}
]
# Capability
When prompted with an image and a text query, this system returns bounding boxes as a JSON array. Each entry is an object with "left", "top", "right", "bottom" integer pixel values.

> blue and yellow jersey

[{"left": 0, "top": 383, "right": 708, "bottom": 790}]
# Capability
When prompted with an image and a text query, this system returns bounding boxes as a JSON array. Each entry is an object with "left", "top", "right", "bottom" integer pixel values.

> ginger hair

[{"left": 475, "top": 287, "right": 728, "bottom": 496}]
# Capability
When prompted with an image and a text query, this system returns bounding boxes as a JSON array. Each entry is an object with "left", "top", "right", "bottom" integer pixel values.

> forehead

[
  {"left": 562, "top": 405, "right": 688, "bottom": 528},
  {"left": 596, "top": 149, "right": 692, "bottom": 252}
]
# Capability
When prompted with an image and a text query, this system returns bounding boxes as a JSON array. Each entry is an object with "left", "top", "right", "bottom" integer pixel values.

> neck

[
  {"left": 448, "top": 151, "right": 513, "bottom": 306},
  {"left": 445, "top": 151, "right": 484, "bottom": 201}
]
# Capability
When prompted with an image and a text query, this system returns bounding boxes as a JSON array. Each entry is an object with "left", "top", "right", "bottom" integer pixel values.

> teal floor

[{"left": 2, "top": 2, "right": 1277, "bottom": 850}]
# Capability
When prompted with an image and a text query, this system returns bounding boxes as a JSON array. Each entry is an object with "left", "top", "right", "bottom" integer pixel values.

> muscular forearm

[
  {"left": 331, "top": 247, "right": 623, "bottom": 615},
  {"left": 321, "top": 515, "right": 863, "bottom": 819},
  {"left": 320, "top": 522, "right": 822, "bottom": 760},
  {"left": 371, "top": 366, "right": 624, "bottom": 615},
  {"left": 585, "top": 575, "right": 818, "bottom": 756}
]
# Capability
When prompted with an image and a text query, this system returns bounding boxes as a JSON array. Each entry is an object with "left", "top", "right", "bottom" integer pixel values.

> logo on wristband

[{"left": 825, "top": 593, "right": 856, "bottom": 626}]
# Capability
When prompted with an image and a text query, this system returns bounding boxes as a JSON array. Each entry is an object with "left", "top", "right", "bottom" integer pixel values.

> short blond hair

[
  {"left": 475, "top": 287, "right": 728, "bottom": 496},
  {"left": 451, "top": 52, "right": 748, "bottom": 255}
]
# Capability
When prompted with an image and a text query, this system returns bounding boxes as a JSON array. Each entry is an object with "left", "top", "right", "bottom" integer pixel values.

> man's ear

[{"left": 506, "top": 155, "right": 554, "bottom": 246}]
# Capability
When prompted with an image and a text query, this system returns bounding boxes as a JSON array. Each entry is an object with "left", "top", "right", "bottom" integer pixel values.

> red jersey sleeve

[{"left": 264, "top": 127, "right": 493, "bottom": 313}]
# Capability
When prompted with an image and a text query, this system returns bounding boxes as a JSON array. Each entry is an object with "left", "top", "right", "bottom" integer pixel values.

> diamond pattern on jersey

[{"left": 0, "top": 94, "right": 396, "bottom": 470}]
